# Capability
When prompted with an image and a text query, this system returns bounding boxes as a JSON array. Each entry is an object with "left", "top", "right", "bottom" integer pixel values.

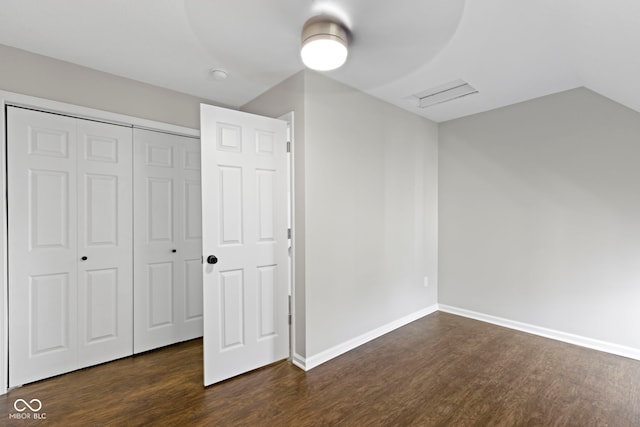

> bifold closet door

[
  {"left": 133, "top": 128, "right": 203, "bottom": 353},
  {"left": 76, "top": 119, "right": 133, "bottom": 369},
  {"left": 8, "top": 107, "right": 133, "bottom": 387}
]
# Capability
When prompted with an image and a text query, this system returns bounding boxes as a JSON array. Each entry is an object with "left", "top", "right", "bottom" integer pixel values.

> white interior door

[
  {"left": 133, "top": 128, "right": 203, "bottom": 353},
  {"left": 76, "top": 119, "right": 133, "bottom": 368},
  {"left": 201, "top": 105, "right": 289, "bottom": 386},
  {"left": 7, "top": 107, "right": 133, "bottom": 386},
  {"left": 8, "top": 108, "right": 79, "bottom": 386}
]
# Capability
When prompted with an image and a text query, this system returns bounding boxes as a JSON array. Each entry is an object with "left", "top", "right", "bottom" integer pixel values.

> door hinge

[
  {"left": 287, "top": 228, "right": 291, "bottom": 239},
  {"left": 286, "top": 141, "right": 291, "bottom": 153},
  {"left": 288, "top": 314, "right": 292, "bottom": 325}
]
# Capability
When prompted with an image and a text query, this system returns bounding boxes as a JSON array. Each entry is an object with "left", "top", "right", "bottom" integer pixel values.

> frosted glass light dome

[{"left": 301, "top": 17, "right": 349, "bottom": 71}]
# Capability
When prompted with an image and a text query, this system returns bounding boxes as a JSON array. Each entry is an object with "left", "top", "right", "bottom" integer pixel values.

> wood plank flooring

[{"left": 1, "top": 312, "right": 639, "bottom": 426}]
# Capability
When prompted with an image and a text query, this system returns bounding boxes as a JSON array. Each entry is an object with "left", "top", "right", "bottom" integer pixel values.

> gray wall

[
  {"left": 245, "top": 71, "right": 439, "bottom": 360},
  {"left": 303, "top": 72, "right": 438, "bottom": 356},
  {"left": 439, "top": 88, "right": 640, "bottom": 349},
  {"left": 0, "top": 43, "right": 216, "bottom": 128}
]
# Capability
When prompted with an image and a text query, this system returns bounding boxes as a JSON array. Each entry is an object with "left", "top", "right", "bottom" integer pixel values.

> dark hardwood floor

[{"left": 2, "top": 312, "right": 639, "bottom": 426}]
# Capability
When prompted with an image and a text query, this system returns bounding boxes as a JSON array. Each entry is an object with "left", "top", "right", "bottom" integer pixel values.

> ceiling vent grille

[{"left": 409, "top": 79, "right": 478, "bottom": 108}]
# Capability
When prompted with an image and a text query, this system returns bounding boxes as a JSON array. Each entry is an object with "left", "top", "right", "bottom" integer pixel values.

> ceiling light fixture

[{"left": 301, "top": 16, "right": 349, "bottom": 71}]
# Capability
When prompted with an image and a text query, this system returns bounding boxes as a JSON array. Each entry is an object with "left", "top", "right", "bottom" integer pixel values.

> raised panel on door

[
  {"left": 84, "top": 174, "right": 118, "bottom": 246},
  {"left": 8, "top": 107, "right": 79, "bottom": 386},
  {"left": 184, "top": 259, "right": 204, "bottom": 322},
  {"left": 30, "top": 274, "right": 71, "bottom": 355},
  {"left": 256, "top": 169, "right": 276, "bottom": 242},
  {"left": 134, "top": 128, "right": 202, "bottom": 353},
  {"left": 29, "top": 170, "right": 70, "bottom": 249},
  {"left": 84, "top": 268, "right": 118, "bottom": 341},
  {"left": 147, "top": 262, "right": 174, "bottom": 328},
  {"left": 76, "top": 120, "right": 133, "bottom": 368},
  {"left": 257, "top": 265, "right": 278, "bottom": 339},
  {"left": 219, "top": 269, "right": 245, "bottom": 350},
  {"left": 148, "top": 177, "right": 174, "bottom": 242},
  {"left": 184, "top": 180, "right": 202, "bottom": 242},
  {"left": 201, "top": 105, "right": 289, "bottom": 386},
  {"left": 219, "top": 166, "right": 244, "bottom": 246}
]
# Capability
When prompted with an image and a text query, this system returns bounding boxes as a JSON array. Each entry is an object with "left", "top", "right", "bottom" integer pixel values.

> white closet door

[
  {"left": 8, "top": 108, "right": 79, "bottom": 387},
  {"left": 76, "top": 120, "right": 133, "bottom": 368},
  {"left": 7, "top": 107, "right": 133, "bottom": 387},
  {"left": 133, "top": 128, "right": 202, "bottom": 353}
]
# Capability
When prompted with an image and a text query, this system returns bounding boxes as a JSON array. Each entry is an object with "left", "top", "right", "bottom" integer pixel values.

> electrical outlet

[{"left": 423, "top": 276, "right": 429, "bottom": 288}]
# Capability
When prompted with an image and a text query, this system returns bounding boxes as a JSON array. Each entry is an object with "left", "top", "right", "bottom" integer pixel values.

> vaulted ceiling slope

[{"left": 0, "top": 0, "right": 638, "bottom": 122}]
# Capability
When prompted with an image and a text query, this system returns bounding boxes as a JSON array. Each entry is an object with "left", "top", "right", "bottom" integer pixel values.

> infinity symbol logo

[{"left": 13, "top": 398, "right": 42, "bottom": 412}]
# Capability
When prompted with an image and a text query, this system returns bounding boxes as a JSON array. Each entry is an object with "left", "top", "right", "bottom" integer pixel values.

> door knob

[
  {"left": 206, "top": 255, "right": 218, "bottom": 265},
  {"left": 81, "top": 256, "right": 88, "bottom": 261}
]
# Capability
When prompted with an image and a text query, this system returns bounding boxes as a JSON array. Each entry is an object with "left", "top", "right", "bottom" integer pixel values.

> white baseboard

[
  {"left": 291, "top": 352, "right": 306, "bottom": 370},
  {"left": 438, "top": 304, "right": 640, "bottom": 361},
  {"left": 298, "top": 304, "right": 439, "bottom": 371}
]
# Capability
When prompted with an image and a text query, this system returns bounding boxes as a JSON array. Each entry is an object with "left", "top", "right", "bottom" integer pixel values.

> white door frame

[
  {"left": 0, "top": 90, "right": 199, "bottom": 394},
  {"left": 278, "top": 112, "right": 297, "bottom": 365}
]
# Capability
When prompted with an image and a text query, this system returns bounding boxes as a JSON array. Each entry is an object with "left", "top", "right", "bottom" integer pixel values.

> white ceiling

[{"left": 0, "top": 0, "right": 638, "bottom": 122}]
